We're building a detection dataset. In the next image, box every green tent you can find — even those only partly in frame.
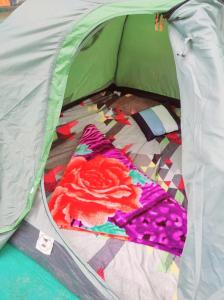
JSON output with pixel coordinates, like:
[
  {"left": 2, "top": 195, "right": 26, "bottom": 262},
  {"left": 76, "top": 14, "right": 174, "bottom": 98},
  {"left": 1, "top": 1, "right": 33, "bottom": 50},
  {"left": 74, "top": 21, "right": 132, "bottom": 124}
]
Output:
[{"left": 0, "top": 0, "right": 224, "bottom": 299}]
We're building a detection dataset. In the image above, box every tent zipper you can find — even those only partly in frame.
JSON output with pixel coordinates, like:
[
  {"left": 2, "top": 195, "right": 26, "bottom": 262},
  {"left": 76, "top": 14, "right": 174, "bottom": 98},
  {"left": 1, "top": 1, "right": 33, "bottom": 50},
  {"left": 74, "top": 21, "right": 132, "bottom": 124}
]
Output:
[
  {"left": 154, "top": 0, "right": 190, "bottom": 32},
  {"left": 162, "top": 0, "right": 224, "bottom": 20},
  {"left": 158, "top": 0, "right": 223, "bottom": 25},
  {"left": 154, "top": 13, "right": 165, "bottom": 32},
  {"left": 162, "top": 0, "right": 190, "bottom": 20}
]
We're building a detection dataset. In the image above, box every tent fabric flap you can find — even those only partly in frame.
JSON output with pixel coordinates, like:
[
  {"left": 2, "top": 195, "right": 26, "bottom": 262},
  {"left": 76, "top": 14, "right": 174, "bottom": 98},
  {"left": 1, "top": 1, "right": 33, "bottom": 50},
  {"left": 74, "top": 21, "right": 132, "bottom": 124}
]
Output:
[{"left": 168, "top": 0, "right": 224, "bottom": 299}]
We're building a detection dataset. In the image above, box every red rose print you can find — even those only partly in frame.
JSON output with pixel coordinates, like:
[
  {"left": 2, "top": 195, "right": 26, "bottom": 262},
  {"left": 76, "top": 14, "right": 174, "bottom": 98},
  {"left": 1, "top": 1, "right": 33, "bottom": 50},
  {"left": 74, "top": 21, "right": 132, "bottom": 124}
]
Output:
[{"left": 49, "top": 155, "right": 141, "bottom": 227}]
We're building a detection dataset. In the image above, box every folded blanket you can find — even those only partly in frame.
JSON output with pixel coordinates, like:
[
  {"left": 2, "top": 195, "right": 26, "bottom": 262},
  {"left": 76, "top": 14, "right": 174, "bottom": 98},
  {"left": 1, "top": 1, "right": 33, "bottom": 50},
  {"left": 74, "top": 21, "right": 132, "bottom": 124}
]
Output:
[{"left": 48, "top": 124, "right": 187, "bottom": 256}]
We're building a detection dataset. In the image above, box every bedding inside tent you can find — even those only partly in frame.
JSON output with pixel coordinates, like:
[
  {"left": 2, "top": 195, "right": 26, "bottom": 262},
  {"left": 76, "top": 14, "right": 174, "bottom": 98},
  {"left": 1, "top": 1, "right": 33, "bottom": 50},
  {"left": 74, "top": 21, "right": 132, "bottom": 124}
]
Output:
[
  {"left": 1, "top": 1, "right": 224, "bottom": 300},
  {"left": 41, "top": 90, "right": 185, "bottom": 299}
]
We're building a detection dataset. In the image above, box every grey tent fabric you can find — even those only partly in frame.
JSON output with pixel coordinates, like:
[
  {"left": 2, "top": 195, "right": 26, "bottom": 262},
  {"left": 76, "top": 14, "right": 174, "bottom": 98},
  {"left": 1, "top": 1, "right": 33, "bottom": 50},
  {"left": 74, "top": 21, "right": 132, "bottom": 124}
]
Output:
[
  {"left": 0, "top": 0, "right": 99, "bottom": 236},
  {"left": 168, "top": 1, "right": 224, "bottom": 299},
  {"left": 1, "top": 0, "right": 224, "bottom": 299},
  {"left": 0, "top": 230, "right": 16, "bottom": 250}
]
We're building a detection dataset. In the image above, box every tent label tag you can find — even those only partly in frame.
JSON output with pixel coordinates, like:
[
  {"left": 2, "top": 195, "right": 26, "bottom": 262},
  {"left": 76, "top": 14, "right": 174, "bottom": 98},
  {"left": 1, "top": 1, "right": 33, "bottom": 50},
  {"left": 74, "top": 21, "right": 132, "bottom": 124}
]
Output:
[{"left": 36, "top": 231, "right": 54, "bottom": 255}]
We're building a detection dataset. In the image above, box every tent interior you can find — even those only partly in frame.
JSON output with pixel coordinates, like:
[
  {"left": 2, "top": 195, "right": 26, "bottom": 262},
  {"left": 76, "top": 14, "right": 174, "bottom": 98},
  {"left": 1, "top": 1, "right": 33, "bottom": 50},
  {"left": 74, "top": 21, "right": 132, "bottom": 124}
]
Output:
[
  {"left": 64, "top": 14, "right": 179, "bottom": 105},
  {"left": 11, "top": 14, "right": 187, "bottom": 300}
]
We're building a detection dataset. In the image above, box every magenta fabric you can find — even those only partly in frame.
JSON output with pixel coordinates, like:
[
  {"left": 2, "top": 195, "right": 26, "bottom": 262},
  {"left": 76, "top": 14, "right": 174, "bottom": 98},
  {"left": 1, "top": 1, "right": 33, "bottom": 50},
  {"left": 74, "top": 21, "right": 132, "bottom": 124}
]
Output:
[{"left": 49, "top": 124, "right": 187, "bottom": 256}]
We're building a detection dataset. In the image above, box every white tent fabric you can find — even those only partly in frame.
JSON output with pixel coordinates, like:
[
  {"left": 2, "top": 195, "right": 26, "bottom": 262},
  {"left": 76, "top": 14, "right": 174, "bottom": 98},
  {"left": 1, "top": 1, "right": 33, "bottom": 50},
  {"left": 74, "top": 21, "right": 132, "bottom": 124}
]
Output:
[{"left": 169, "top": 1, "right": 224, "bottom": 298}]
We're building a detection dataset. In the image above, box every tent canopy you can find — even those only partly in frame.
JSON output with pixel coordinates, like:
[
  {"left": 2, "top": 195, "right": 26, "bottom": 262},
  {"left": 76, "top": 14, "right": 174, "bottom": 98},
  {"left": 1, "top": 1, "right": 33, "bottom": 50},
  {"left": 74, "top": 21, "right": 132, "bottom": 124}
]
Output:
[
  {"left": 0, "top": 0, "right": 183, "bottom": 238},
  {"left": 0, "top": 1, "right": 224, "bottom": 299}
]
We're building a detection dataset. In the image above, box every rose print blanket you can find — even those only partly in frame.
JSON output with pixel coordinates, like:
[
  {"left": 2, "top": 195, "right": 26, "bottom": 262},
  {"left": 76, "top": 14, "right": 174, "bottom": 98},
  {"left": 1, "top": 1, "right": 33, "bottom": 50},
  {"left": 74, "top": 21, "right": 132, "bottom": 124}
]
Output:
[{"left": 49, "top": 124, "right": 187, "bottom": 256}]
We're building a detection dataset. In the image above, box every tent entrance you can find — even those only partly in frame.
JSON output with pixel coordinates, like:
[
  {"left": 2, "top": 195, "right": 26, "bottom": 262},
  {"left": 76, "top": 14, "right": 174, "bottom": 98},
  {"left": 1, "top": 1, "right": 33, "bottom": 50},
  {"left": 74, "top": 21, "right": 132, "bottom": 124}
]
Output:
[
  {"left": 34, "top": 86, "right": 184, "bottom": 300},
  {"left": 23, "top": 18, "right": 184, "bottom": 294},
  {"left": 35, "top": 14, "right": 184, "bottom": 292}
]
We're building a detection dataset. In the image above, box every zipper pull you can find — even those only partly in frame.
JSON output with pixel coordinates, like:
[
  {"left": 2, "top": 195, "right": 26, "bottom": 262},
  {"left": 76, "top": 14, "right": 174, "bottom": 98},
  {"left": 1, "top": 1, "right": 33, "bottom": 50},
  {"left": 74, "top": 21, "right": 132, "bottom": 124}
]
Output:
[
  {"left": 159, "top": 15, "right": 165, "bottom": 32},
  {"left": 155, "top": 13, "right": 160, "bottom": 32},
  {"left": 155, "top": 14, "right": 165, "bottom": 32}
]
